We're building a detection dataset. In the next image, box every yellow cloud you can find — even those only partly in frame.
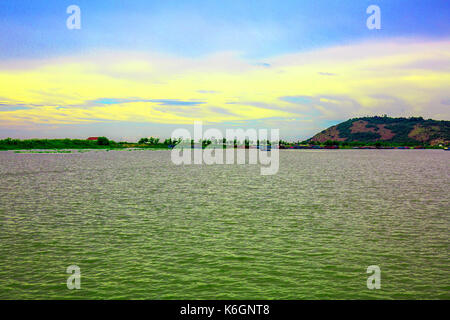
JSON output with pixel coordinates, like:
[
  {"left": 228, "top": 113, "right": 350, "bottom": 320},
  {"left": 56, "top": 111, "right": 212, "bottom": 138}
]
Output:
[{"left": 0, "top": 38, "right": 449, "bottom": 130}]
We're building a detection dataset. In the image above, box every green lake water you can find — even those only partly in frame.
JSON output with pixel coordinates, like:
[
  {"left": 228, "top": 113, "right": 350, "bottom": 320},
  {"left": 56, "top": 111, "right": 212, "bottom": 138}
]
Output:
[{"left": 0, "top": 149, "right": 448, "bottom": 299}]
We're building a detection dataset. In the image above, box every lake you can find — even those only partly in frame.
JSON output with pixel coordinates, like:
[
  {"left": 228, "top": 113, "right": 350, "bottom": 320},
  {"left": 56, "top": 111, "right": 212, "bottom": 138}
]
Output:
[{"left": 0, "top": 149, "right": 448, "bottom": 299}]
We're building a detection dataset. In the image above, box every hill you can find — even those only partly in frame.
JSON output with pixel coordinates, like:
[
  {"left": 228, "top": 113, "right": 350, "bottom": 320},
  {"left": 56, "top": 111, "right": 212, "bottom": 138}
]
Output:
[{"left": 309, "top": 116, "right": 450, "bottom": 146}]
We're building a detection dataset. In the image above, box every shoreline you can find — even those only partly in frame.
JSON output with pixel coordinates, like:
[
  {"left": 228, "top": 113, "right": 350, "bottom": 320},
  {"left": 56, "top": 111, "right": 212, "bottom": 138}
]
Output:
[{"left": 1, "top": 147, "right": 448, "bottom": 153}]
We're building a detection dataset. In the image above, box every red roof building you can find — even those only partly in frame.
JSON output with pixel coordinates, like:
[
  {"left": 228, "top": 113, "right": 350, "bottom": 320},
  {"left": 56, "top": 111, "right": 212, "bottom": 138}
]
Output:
[{"left": 87, "top": 137, "right": 99, "bottom": 141}]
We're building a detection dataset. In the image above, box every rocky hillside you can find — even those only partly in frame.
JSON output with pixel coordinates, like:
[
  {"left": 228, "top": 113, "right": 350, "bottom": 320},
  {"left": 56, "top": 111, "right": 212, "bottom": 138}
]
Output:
[{"left": 309, "top": 116, "right": 450, "bottom": 145}]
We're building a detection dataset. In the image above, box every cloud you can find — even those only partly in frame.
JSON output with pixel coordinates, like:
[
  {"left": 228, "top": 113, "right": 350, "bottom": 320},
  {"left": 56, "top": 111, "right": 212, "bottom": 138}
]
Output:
[
  {"left": 0, "top": 105, "right": 31, "bottom": 112},
  {"left": 255, "top": 62, "right": 271, "bottom": 68},
  {"left": 94, "top": 98, "right": 131, "bottom": 105},
  {"left": 209, "top": 107, "right": 236, "bottom": 115},
  {"left": 93, "top": 98, "right": 205, "bottom": 106},
  {"left": 150, "top": 99, "right": 205, "bottom": 106},
  {"left": 280, "top": 96, "right": 313, "bottom": 105},
  {"left": 317, "top": 72, "right": 337, "bottom": 76},
  {"left": 197, "top": 90, "right": 219, "bottom": 94},
  {"left": 279, "top": 95, "right": 361, "bottom": 120},
  {"left": 153, "top": 105, "right": 204, "bottom": 117},
  {"left": 441, "top": 99, "right": 450, "bottom": 106},
  {"left": 0, "top": 38, "right": 449, "bottom": 139}
]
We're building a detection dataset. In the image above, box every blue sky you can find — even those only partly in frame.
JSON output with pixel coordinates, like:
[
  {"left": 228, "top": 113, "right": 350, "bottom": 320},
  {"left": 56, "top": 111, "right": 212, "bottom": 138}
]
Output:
[{"left": 1, "top": 0, "right": 448, "bottom": 59}]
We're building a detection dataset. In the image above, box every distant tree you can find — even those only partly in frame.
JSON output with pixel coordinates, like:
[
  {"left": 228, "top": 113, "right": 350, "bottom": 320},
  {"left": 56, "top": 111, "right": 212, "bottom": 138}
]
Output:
[
  {"left": 202, "top": 139, "right": 212, "bottom": 147},
  {"left": 324, "top": 140, "right": 337, "bottom": 146},
  {"left": 139, "top": 137, "right": 149, "bottom": 144},
  {"left": 97, "top": 137, "right": 110, "bottom": 146},
  {"left": 147, "top": 137, "right": 156, "bottom": 144}
]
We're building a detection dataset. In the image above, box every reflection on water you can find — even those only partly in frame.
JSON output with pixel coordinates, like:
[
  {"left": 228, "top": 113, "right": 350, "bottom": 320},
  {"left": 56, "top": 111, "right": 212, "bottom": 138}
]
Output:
[{"left": 0, "top": 149, "right": 448, "bottom": 299}]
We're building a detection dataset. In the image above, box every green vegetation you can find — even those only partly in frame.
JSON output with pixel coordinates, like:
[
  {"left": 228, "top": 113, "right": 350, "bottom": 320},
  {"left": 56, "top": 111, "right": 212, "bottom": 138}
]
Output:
[
  {"left": 137, "top": 137, "right": 180, "bottom": 148},
  {"left": 0, "top": 137, "right": 123, "bottom": 150},
  {"left": 14, "top": 150, "right": 73, "bottom": 154},
  {"left": 96, "top": 136, "right": 110, "bottom": 146},
  {"left": 313, "top": 140, "right": 441, "bottom": 148},
  {"left": 138, "top": 137, "right": 161, "bottom": 144},
  {"left": 279, "top": 139, "right": 445, "bottom": 149},
  {"left": 2, "top": 116, "right": 449, "bottom": 151},
  {"left": 310, "top": 116, "right": 450, "bottom": 146},
  {"left": 337, "top": 116, "right": 446, "bottom": 143},
  {"left": 0, "top": 136, "right": 178, "bottom": 151}
]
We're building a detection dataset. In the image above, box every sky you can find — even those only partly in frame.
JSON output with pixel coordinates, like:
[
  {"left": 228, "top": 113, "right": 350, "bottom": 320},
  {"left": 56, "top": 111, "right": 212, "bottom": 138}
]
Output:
[{"left": 0, "top": 0, "right": 449, "bottom": 141}]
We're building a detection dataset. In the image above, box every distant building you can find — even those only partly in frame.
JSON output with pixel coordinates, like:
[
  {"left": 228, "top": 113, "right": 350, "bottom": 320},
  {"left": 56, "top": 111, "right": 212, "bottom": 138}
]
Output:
[{"left": 87, "top": 137, "right": 99, "bottom": 141}]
